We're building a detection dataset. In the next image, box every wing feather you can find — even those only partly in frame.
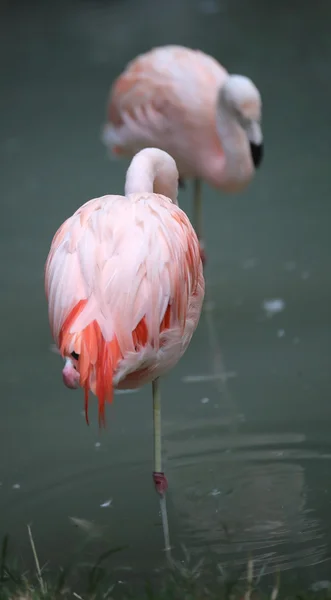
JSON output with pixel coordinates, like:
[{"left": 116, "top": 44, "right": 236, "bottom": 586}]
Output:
[
  {"left": 45, "top": 192, "right": 201, "bottom": 361},
  {"left": 105, "top": 46, "right": 227, "bottom": 156}
]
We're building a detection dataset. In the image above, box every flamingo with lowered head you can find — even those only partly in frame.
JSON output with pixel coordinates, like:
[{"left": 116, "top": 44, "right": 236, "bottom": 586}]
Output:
[{"left": 102, "top": 45, "right": 264, "bottom": 266}]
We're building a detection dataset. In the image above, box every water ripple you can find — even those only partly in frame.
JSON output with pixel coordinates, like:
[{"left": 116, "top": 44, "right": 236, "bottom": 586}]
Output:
[{"left": 165, "top": 424, "right": 330, "bottom": 574}]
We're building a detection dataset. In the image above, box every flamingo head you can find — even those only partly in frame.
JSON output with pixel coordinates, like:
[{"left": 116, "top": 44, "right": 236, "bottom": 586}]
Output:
[
  {"left": 220, "top": 75, "right": 264, "bottom": 168},
  {"left": 62, "top": 357, "right": 80, "bottom": 389}
]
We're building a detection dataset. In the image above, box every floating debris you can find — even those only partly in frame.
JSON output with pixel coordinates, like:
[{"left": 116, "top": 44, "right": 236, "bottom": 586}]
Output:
[
  {"left": 262, "top": 298, "right": 285, "bottom": 317},
  {"left": 209, "top": 489, "right": 221, "bottom": 497},
  {"left": 12, "top": 484, "right": 20, "bottom": 490},
  {"left": 69, "top": 517, "right": 102, "bottom": 538},
  {"left": 200, "top": 397, "right": 210, "bottom": 404},
  {"left": 95, "top": 442, "right": 101, "bottom": 449},
  {"left": 277, "top": 329, "right": 285, "bottom": 338},
  {"left": 100, "top": 498, "right": 112, "bottom": 508}
]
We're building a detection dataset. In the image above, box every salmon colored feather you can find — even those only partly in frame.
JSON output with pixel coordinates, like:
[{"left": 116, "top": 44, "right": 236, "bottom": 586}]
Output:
[{"left": 45, "top": 147, "right": 205, "bottom": 426}]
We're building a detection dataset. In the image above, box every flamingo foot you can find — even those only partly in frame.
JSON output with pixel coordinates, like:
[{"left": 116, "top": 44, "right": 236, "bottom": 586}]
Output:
[{"left": 153, "top": 471, "right": 168, "bottom": 495}]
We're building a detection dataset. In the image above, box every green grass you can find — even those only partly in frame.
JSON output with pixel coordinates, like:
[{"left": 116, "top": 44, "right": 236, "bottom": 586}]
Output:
[{"left": 1, "top": 527, "right": 331, "bottom": 600}]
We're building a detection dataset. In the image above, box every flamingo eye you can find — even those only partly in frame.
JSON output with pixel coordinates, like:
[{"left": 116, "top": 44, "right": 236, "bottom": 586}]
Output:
[{"left": 71, "top": 351, "right": 79, "bottom": 360}]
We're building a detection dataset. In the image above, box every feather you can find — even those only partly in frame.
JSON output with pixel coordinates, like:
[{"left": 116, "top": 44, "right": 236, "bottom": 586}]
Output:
[{"left": 45, "top": 152, "right": 205, "bottom": 426}]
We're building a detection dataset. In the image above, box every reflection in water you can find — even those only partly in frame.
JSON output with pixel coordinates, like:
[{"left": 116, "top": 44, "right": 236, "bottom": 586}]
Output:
[{"left": 167, "top": 424, "right": 327, "bottom": 574}]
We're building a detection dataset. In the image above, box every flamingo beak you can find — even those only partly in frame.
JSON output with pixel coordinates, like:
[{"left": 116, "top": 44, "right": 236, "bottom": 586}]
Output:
[
  {"left": 62, "top": 358, "right": 80, "bottom": 390},
  {"left": 246, "top": 121, "right": 263, "bottom": 168},
  {"left": 250, "top": 141, "right": 264, "bottom": 168}
]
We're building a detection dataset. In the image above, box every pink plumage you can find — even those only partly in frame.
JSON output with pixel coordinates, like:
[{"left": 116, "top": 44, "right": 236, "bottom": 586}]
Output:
[
  {"left": 102, "top": 45, "right": 263, "bottom": 193},
  {"left": 45, "top": 148, "right": 205, "bottom": 426},
  {"left": 101, "top": 46, "right": 263, "bottom": 267}
]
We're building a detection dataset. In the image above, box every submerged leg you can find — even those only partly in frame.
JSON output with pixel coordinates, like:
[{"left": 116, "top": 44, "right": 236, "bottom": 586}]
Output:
[
  {"left": 152, "top": 378, "right": 171, "bottom": 557},
  {"left": 193, "top": 178, "right": 206, "bottom": 267}
]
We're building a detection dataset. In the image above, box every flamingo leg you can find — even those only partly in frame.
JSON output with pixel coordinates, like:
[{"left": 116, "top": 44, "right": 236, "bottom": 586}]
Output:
[
  {"left": 152, "top": 378, "right": 171, "bottom": 556},
  {"left": 193, "top": 178, "right": 206, "bottom": 267}
]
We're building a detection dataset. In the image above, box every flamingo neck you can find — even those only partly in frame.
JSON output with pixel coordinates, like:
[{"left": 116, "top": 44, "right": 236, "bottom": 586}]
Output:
[
  {"left": 214, "top": 93, "right": 254, "bottom": 191},
  {"left": 125, "top": 148, "right": 179, "bottom": 204}
]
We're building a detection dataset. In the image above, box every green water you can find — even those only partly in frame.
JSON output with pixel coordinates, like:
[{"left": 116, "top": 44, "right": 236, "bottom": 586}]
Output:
[{"left": 1, "top": 0, "right": 331, "bottom": 590}]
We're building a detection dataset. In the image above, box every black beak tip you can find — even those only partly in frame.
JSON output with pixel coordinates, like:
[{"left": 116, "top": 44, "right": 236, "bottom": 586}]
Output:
[{"left": 250, "top": 142, "right": 264, "bottom": 169}]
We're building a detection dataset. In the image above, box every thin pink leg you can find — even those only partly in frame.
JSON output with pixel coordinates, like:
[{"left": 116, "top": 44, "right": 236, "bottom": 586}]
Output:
[
  {"left": 199, "top": 240, "right": 206, "bottom": 268},
  {"left": 194, "top": 179, "right": 206, "bottom": 268},
  {"left": 152, "top": 379, "right": 171, "bottom": 556}
]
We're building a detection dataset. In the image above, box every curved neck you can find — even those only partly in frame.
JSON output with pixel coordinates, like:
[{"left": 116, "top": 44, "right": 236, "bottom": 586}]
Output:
[
  {"left": 214, "top": 91, "right": 253, "bottom": 190},
  {"left": 125, "top": 148, "right": 179, "bottom": 204}
]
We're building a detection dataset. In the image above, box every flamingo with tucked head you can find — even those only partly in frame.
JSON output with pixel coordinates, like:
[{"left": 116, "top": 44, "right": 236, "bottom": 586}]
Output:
[{"left": 45, "top": 147, "right": 205, "bottom": 555}]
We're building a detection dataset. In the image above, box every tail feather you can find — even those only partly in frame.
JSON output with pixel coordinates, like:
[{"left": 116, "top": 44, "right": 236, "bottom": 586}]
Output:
[
  {"left": 58, "top": 301, "right": 163, "bottom": 426},
  {"left": 59, "top": 302, "right": 122, "bottom": 425}
]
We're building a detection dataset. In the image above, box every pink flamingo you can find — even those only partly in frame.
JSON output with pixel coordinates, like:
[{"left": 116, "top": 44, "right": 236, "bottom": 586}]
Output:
[
  {"left": 102, "top": 45, "right": 264, "bottom": 266},
  {"left": 44, "top": 147, "right": 205, "bottom": 554}
]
